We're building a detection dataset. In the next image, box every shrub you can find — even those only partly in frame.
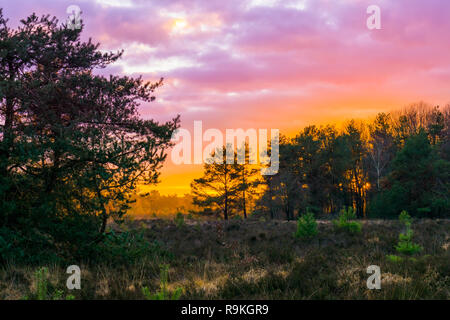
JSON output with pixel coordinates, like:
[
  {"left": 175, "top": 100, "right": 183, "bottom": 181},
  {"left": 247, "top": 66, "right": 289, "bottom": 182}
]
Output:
[
  {"left": 0, "top": 227, "right": 62, "bottom": 265},
  {"left": 332, "top": 207, "right": 362, "bottom": 234},
  {"left": 294, "top": 212, "right": 318, "bottom": 239},
  {"left": 344, "top": 222, "right": 361, "bottom": 234},
  {"left": 395, "top": 238, "right": 422, "bottom": 255},
  {"left": 142, "top": 264, "right": 183, "bottom": 300}
]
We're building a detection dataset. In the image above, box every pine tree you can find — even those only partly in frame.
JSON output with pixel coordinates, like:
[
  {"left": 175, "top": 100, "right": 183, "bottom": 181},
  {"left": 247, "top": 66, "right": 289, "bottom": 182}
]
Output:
[
  {"left": 191, "top": 145, "right": 240, "bottom": 220},
  {"left": 0, "top": 11, "right": 179, "bottom": 260}
]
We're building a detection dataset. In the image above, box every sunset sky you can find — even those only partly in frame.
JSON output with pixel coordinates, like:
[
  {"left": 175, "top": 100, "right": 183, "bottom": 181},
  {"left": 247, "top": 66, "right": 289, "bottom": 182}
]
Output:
[{"left": 4, "top": 0, "right": 450, "bottom": 195}]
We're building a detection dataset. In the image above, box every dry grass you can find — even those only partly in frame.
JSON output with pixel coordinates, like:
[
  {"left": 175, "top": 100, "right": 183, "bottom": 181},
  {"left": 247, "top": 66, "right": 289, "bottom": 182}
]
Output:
[{"left": 0, "top": 219, "right": 448, "bottom": 299}]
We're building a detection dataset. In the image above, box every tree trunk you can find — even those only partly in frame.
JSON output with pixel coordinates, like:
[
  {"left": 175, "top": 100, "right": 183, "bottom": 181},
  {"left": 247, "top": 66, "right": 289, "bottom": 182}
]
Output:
[
  {"left": 242, "top": 190, "right": 247, "bottom": 219},
  {"left": 98, "top": 190, "right": 108, "bottom": 234},
  {"left": 352, "top": 168, "right": 364, "bottom": 218},
  {"left": 99, "top": 210, "right": 108, "bottom": 234}
]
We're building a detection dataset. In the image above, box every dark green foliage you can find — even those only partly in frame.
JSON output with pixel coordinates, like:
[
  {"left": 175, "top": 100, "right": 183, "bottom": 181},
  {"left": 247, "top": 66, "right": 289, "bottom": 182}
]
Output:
[
  {"left": 395, "top": 231, "right": 422, "bottom": 255},
  {"left": 142, "top": 264, "right": 183, "bottom": 300},
  {"left": 0, "top": 227, "right": 61, "bottom": 264},
  {"left": 394, "top": 211, "right": 422, "bottom": 255},
  {"left": 294, "top": 211, "right": 318, "bottom": 239},
  {"left": 94, "top": 231, "right": 173, "bottom": 265},
  {"left": 370, "top": 130, "right": 449, "bottom": 218}
]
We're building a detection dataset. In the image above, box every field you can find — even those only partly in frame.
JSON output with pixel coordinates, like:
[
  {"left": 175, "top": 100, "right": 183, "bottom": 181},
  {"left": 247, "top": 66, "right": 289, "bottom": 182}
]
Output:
[{"left": 1, "top": 218, "right": 448, "bottom": 300}]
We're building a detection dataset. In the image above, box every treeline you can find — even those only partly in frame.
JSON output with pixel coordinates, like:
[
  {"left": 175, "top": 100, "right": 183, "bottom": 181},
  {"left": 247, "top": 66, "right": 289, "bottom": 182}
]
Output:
[{"left": 193, "top": 104, "right": 450, "bottom": 220}]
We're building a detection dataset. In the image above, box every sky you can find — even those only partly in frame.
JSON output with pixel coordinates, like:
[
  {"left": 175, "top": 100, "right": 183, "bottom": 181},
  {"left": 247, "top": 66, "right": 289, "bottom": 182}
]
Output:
[{"left": 2, "top": 0, "right": 450, "bottom": 195}]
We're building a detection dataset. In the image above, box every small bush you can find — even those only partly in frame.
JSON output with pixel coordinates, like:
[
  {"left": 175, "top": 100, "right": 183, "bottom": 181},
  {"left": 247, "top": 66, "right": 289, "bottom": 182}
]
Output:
[
  {"left": 94, "top": 231, "right": 173, "bottom": 264},
  {"left": 142, "top": 264, "right": 183, "bottom": 300},
  {"left": 343, "top": 221, "right": 362, "bottom": 234},
  {"left": 294, "top": 212, "right": 318, "bottom": 239},
  {"left": 386, "top": 254, "right": 403, "bottom": 263},
  {"left": 395, "top": 240, "right": 422, "bottom": 255},
  {"left": 332, "top": 207, "right": 362, "bottom": 234},
  {"left": 0, "top": 227, "right": 61, "bottom": 265}
]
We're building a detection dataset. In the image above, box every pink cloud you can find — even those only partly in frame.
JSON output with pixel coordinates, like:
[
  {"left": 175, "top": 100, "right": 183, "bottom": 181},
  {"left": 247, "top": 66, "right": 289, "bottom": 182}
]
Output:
[{"left": 3, "top": 0, "right": 450, "bottom": 132}]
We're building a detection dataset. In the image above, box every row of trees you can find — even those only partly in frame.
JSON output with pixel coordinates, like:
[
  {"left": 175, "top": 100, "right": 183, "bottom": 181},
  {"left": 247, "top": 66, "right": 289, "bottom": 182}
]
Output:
[
  {"left": 0, "top": 11, "right": 178, "bottom": 261},
  {"left": 193, "top": 104, "right": 449, "bottom": 219}
]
